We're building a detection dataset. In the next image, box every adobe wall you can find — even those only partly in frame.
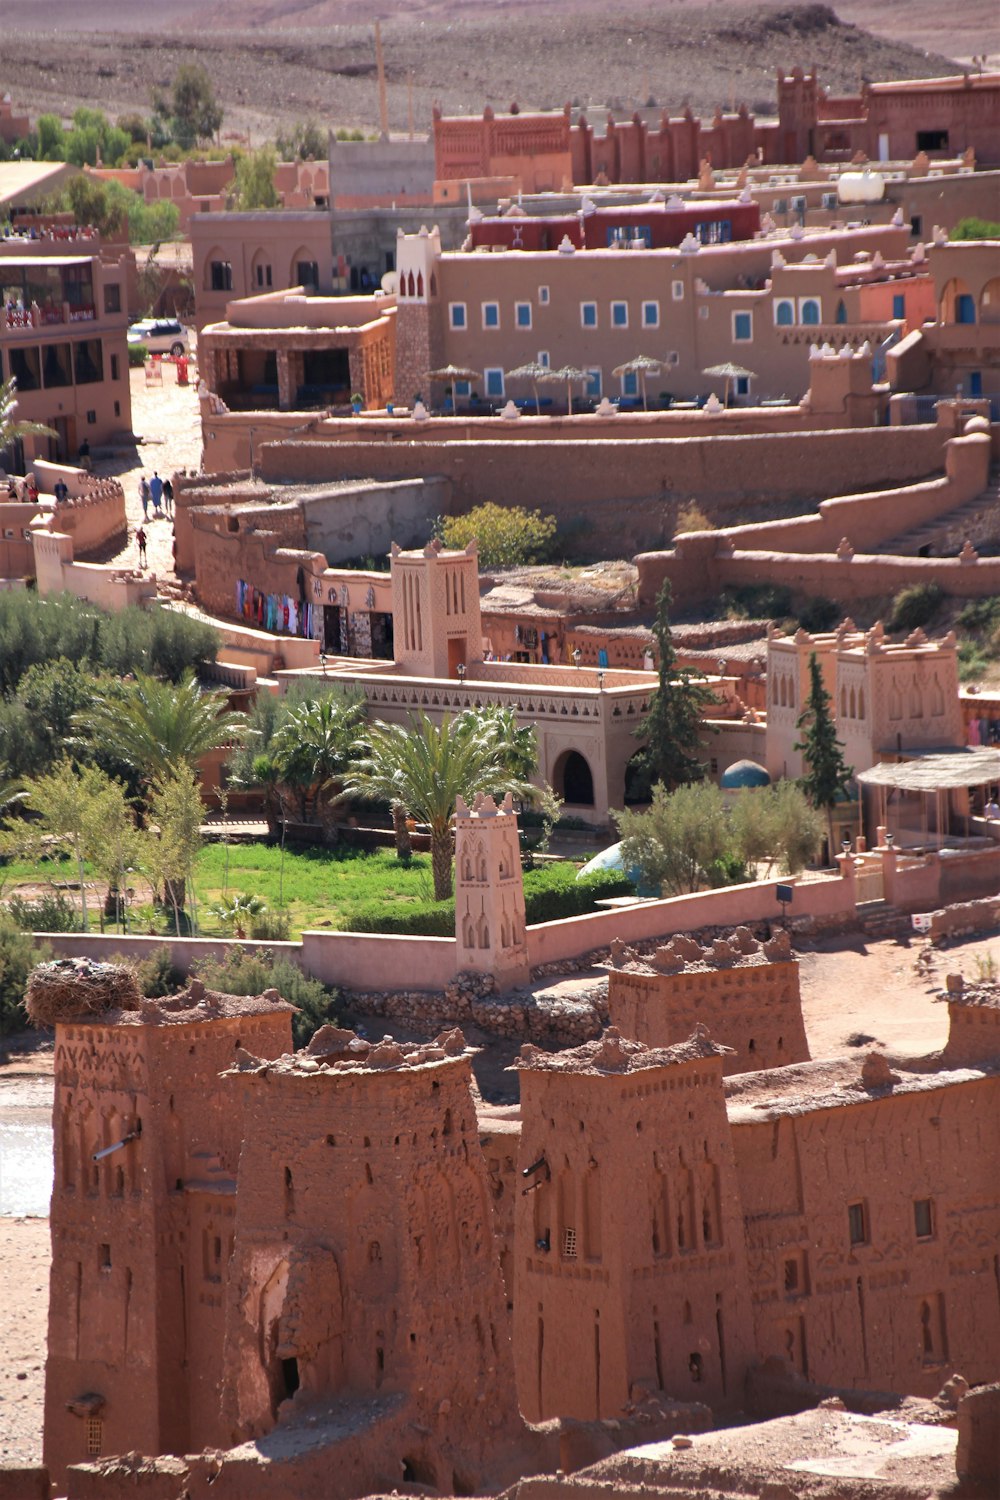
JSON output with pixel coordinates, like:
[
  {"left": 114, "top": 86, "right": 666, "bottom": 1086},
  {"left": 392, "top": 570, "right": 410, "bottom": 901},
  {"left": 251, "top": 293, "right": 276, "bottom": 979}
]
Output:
[
  {"left": 729, "top": 1066, "right": 1000, "bottom": 1396},
  {"left": 515, "top": 1032, "right": 755, "bottom": 1422},
  {"left": 525, "top": 868, "right": 856, "bottom": 971},
  {"left": 257, "top": 426, "right": 947, "bottom": 560},
  {"left": 301, "top": 477, "right": 449, "bottom": 563},
  {"left": 44, "top": 994, "right": 293, "bottom": 1491},
  {"left": 607, "top": 929, "right": 810, "bottom": 1076},
  {"left": 32, "top": 532, "right": 156, "bottom": 610},
  {"left": 220, "top": 1034, "right": 521, "bottom": 1487},
  {"left": 942, "top": 990, "right": 1000, "bottom": 1067}
]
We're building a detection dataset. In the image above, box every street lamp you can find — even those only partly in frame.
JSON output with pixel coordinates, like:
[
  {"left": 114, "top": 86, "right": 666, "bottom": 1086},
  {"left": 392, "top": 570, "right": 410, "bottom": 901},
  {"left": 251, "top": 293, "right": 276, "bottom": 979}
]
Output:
[
  {"left": 572, "top": 648, "right": 582, "bottom": 667},
  {"left": 457, "top": 661, "right": 466, "bottom": 682},
  {"left": 597, "top": 669, "right": 605, "bottom": 691}
]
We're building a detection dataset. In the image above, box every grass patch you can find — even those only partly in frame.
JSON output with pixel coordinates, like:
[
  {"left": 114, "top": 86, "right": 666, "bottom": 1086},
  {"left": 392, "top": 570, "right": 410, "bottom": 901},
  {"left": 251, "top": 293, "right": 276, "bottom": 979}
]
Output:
[{"left": 1, "top": 843, "right": 624, "bottom": 939}]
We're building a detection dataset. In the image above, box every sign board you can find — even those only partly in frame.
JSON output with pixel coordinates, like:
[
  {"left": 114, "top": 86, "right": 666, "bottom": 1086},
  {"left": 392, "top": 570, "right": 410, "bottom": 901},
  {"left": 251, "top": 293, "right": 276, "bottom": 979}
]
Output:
[
  {"left": 776, "top": 884, "right": 794, "bottom": 905},
  {"left": 911, "top": 912, "right": 933, "bottom": 933}
]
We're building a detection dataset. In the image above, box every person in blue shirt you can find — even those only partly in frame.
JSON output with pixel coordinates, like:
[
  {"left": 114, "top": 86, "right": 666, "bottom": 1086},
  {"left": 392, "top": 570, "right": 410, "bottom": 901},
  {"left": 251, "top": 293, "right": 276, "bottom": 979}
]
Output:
[{"left": 149, "top": 471, "right": 163, "bottom": 516}]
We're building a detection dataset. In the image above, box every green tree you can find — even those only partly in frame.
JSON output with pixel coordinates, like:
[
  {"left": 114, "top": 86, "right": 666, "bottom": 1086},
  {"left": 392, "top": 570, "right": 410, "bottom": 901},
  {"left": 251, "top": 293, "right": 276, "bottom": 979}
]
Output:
[
  {"left": 208, "top": 892, "right": 267, "bottom": 939},
  {"left": 76, "top": 671, "right": 246, "bottom": 791},
  {"left": 22, "top": 762, "right": 123, "bottom": 931},
  {"left": 437, "top": 502, "right": 557, "bottom": 570},
  {"left": 36, "top": 114, "right": 66, "bottom": 160},
  {"left": 633, "top": 580, "right": 715, "bottom": 794},
  {"left": 62, "top": 176, "right": 127, "bottom": 239},
  {"left": 145, "top": 766, "right": 204, "bottom": 934},
  {"left": 615, "top": 780, "right": 733, "bottom": 895},
  {"left": 344, "top": 710, "right": 536, "bottom": 899},
  {"left": 270, "top": 693, "right": 367, "bottom": 828},
  {"left": 0, "top": 375, "right": 57, "bottom": 460},
  {"left": 729, "top": 780, "right": 823, "bottom": 877},
  {"left": 231, "top": 144, "right": 279, "bottom": 210},
  {"left": 82, "top": 776, "right": 145, "bottom": 932},
  {"left": 456, "top": 702, "right": 539, "bottom": 781},
  {"left": 794, "top": 652, "right": 854, "bottom": 861},
  {"left": 277, "top": 120, "right": 328, "bottom": 160},
  {"left": 169, "top": 63, "right": 223, "bottom": 148}
]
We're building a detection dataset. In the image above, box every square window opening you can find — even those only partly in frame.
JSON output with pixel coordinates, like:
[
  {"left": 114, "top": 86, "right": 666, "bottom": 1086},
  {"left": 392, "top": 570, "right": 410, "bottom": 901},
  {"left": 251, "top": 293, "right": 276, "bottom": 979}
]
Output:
[
  {"left": 562, "top": 1226, "right": 577, "bottom": 1259},
  {"left": 611, "top": 301, "right": 628, "bottom": 328}
]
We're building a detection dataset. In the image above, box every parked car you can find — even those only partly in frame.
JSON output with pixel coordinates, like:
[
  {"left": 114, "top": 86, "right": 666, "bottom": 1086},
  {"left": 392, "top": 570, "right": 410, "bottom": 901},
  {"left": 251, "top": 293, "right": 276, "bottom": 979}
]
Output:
[{"left": 126, "top": 319, "right": 190, "bottom": 357}]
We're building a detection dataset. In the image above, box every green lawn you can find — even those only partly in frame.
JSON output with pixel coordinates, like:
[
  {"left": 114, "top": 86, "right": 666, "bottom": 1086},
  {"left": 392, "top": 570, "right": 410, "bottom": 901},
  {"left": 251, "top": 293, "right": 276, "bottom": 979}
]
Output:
[{"left": 1, "top": 843, "right": 443, "bottom": 939}]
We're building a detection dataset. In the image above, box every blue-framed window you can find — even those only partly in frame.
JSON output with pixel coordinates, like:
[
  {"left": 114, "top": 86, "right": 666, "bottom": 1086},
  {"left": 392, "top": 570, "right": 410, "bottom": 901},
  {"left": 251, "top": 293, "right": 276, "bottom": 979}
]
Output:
[
  {"left": 733, "top": 311, "right": 752, "bottom": 342},
  {"left": 482, "top": 302, "right": 499, "bottom": 328},
  {"left": 515, "top": 301, "right": 532, "bottom": 329},
  {"left": 484, "top": 367, "right": 504, "bottom": 398},
  {"left": 586, "top": 368, "right": 602, "bottom": 398},
  {"left": 696, "top": 218, "right": 732, "bottom": 244},
  {"left": 611, "top": 301, "right": 628, "bottom": 328},
  {"left": 454, "top": 379, "right": 471, "bottom": 397},
  {"left": 735, "top": 375, "right": 750, "bottom": 396},
  {"left": 606, "top": 223, "right": 652, "bottom": 247},
  {"left": 622, "top": 371, "right": 639, "bottom": 396},
  {"left": 800, "top": 299, "right": 821, "bottom": 326},
  {"left": 642, "top": 300, "right": 659, "bottom": 328},
  {"left": 449, "top": 302, "right": 467, "bottom": 330},
  {"left": 775, "top": 300, "right": 794, "bottom": 326},
  {"left": 892, "top": 293, "right": 905, "bottom": 319},
  {"left": 581, "top": 301, "right": 597, "bottom": 328}
]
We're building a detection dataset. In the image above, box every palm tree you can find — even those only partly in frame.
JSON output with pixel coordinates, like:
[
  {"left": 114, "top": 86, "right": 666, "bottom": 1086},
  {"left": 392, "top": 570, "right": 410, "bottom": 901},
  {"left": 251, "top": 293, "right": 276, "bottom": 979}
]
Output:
[
  {"left": 270, "top": 694, "right": 367, "bottom": 829},
  {"left": 456, "top": 703, "right": 538, "bottom": 782},
  {"left": 0, "top": 375, "right": 57, "bottom": 462},
  {"left": 75, "top": 670, "right": 246, "bottom": 791},
  {"left": 209, "top": 892, "right": 267, "bottom": 939},
  {"left": 343, "top": 710, "right": 536, "bottom": 900}
]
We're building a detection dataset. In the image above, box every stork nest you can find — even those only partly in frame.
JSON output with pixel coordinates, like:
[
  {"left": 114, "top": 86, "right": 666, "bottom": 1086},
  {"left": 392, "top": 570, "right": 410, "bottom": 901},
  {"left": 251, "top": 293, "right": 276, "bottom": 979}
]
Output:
[{"left": 25, "top": 958, "right": 142, "bottom": 1028}]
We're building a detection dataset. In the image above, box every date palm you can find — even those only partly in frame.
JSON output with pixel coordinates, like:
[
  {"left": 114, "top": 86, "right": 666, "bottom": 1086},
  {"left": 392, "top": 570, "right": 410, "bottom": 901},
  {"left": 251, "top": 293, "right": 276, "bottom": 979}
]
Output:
[
  {"left": 343, "top": 710, "right": 536, "bottom": 900},
  {"left": 75, "top": 670, "right": 246, "bottom": 791},
  {"left": 271, "top": 694, "right": 366, "bottom": 827},
  {"left": 0, "top": 375, "right": 57, "bottom": 457}
]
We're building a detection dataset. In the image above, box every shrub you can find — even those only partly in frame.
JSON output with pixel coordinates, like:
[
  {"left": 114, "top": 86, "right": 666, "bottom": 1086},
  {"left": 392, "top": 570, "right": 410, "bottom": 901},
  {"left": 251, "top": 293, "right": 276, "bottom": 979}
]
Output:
[
  {"left": 128, "top": 343, "right": 149, "bottom": 367},
  {"left": 956, "top": 597, "right": 1000, "bottom": 636},
  {"left": 249, "top": 909, "right": 291, "bottom": 941},
  {"left": 674, "top": 500, "right": 713, "bottom": 534},
  {"left": 191, "top": 947, "right": 338, "bottom": 1046},
  {"left": 0, "top": 917, "right": 48, "bottom": 1035},
  {"left": 109, "top": 944, "right": 182, "bottom": 998},
  {"left": 5, "top": 892, "right": 81, "bottom": 932},
  {"left": 342, "top": 866, "right": 633, "bottom": 935},
  {"left": 720, "top": 584, "right": 793, "bottom": 622},
  {"left": 437, "top": 502, "right": 558, "bottom": 570},
  {"left": 886, "top": 583, "right": 944, "bottom": 634},
  {"left": 797, "top": 596, "right": 839, "bottom": 633}
]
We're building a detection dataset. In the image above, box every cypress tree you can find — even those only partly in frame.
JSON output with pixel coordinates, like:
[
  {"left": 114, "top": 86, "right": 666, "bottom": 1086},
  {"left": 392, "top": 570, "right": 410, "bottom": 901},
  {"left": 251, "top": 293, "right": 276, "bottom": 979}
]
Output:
[
  {"left": 634, "top": 580, "right": 715, "bottom": 794},
  {"left": 794, "top": 651, "right": 854, "bottom": 860}
]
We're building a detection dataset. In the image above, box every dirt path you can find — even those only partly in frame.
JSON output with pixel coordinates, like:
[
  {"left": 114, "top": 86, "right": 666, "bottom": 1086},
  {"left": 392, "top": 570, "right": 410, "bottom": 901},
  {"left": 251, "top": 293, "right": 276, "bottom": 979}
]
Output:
[{"left": 90, "top": 358, "right": 204, "bottom": 584}]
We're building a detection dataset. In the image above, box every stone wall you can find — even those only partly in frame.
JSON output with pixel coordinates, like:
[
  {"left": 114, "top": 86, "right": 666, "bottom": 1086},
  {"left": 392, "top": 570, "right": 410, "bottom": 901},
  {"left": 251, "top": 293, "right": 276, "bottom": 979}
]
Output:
[{"left": 256, "top": 425, "right": 948, "bottom": 560}]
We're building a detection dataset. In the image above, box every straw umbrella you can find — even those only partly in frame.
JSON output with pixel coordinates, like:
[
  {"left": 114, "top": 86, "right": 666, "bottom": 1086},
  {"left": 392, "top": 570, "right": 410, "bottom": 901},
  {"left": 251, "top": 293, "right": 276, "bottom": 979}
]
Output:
[
  {"left": 612, "top": 354, "right": 667, "bottom": 411},
  {"left": 505, "top": 360, "right": 551, "bottom": 414},
  {"left": 540, "top": 364, "right": 589, "bottom": 414},
  {"left": 426, "top": 364, "right": 481, "bottom": 410},
  {"left": 701, "top": 361, "right": 756, "bottom": 406}
]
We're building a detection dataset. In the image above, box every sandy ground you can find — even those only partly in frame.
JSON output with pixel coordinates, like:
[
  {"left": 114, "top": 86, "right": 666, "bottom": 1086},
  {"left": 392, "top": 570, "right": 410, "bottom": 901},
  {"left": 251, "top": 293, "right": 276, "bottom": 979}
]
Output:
[
  {"left": 90, "top": 359, "right": 204, "bottom": 583},
  {"left": 1, "top": 925, "right": 997, "bottom": 1464}
]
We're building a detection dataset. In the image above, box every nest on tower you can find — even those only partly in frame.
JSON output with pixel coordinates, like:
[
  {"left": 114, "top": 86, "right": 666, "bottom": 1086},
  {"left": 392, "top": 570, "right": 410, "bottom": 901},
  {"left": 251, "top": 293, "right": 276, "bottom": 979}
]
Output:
[{"left": 25, "top": 958, "right": 142, "bottom": 1028}]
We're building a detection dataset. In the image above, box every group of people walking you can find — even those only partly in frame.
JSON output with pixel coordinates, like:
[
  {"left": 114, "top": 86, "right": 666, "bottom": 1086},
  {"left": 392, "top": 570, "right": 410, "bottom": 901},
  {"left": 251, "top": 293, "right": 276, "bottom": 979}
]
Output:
[{"left": 138, "top": 471, "right": 173, "bottom": 520}]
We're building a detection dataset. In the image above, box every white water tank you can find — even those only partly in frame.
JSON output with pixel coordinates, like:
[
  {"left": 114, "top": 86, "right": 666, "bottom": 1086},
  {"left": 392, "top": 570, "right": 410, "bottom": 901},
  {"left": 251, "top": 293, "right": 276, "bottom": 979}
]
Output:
[{"left": 837, "top": 170, "right": 886, "bottom": 205}]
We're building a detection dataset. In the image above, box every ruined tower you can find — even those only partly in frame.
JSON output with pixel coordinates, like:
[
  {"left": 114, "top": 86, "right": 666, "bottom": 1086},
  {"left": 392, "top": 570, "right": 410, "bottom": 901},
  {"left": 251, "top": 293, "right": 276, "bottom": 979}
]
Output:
[
  {"left": 513, "top": 1028, "right": 754, "bottom": 1423},
  {"left": 454, "top": 791, "right": 531, "bottom": 990},
  {"left": 607, "top": 928, "right": 810, "bottom": 1076},
  {"left": 218, "top": 1027, "right": 520, "bottom": 1490},
  {"left": 43, "top": 983, "right": 294, "bottom": 1491}
]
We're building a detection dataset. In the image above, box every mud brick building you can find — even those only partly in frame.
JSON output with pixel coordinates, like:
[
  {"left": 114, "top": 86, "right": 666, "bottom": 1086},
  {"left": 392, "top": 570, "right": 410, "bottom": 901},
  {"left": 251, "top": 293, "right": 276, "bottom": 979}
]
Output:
[{"left": 606, "top": 928, "right": 810, "bottom": 1076}]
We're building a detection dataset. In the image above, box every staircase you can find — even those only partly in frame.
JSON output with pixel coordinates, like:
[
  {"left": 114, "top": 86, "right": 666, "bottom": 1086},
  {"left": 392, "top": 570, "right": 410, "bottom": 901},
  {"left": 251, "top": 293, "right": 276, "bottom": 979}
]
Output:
[
  {"left": 857, "top": 901, "right": 910, "bottom": 941},
  {"left": 875, "top": 471, "right": 1000, "bottom": 557}
]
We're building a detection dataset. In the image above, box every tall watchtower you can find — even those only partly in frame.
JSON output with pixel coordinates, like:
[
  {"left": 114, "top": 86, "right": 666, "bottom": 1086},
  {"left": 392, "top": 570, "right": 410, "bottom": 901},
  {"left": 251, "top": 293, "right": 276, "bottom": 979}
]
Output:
[
  {"left": 513, "top": 1028, "right": 753, "bottom": 1423},
  {"left": 454, "top": 791, "right": 530, "bottom": 990},
  {"left": 394, "top": 223, "right": 443, "bottom": 403},
  {"left": 42, "top": 982, "right": 293, "bottom": 1492}
]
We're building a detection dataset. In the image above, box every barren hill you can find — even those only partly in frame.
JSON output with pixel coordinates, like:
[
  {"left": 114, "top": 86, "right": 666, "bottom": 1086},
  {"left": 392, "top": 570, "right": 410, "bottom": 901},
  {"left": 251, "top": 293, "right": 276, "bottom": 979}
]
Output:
[{"left": 2, "top": 2, "right": 973, "bottom": 145}]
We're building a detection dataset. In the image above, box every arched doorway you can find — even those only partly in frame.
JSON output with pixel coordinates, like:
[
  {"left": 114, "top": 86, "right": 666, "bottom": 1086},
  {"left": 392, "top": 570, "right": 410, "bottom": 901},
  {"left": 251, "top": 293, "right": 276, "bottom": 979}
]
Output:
[
  {"left": 939, "top": 277, "right": 975, "bottom": 325},
  {"left": 555, "top": 750, "right": 594, "bottom": 807},
  {"left": 980, "top": 278, "right": 1000, "bottom": 325}
]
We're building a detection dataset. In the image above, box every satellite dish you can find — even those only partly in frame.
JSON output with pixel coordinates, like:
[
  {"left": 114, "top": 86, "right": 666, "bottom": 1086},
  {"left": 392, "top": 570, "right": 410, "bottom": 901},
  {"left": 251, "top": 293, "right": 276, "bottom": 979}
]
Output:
[{"left": 381, "top": 270, "right": 399, "bottom": 294}]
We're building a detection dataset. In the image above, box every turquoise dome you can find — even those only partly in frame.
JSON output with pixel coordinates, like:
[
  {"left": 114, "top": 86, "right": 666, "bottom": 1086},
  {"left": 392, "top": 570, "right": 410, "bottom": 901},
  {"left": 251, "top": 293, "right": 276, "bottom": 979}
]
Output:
[{"left": 720, "top": 758, "right": 771, "bottom": 790}]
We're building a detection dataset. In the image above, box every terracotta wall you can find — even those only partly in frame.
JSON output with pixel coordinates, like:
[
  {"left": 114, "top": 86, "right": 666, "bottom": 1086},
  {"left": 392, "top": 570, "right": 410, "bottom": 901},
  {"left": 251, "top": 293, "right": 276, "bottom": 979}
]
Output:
[
  {"left": 731, "top": 1073, "right": 1000, "bottom": 1395},
  {"left": 257, "top": 425, "right": 947, "bottom": 561},
  {"left": 608, "top": 958, "right": 810, "bottom": 1076}
]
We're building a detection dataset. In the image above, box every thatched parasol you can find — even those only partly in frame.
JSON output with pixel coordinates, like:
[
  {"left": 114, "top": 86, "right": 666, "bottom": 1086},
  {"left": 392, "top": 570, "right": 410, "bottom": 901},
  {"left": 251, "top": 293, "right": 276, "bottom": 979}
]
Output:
[
  {"left": 426, "top": 365, "right": 481, "bottom": 407},
  {"left": 540, "top": 364, "right": 589, "bottom": 414},
  {"left": 701, "top": 361, "right": 756, "bottom": 405},
  {"left": 612, "top": 354, "right": 668, "bottom": 411},
  {"left": 506, "top": 360, "right": 552, "bottom": 414}
]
